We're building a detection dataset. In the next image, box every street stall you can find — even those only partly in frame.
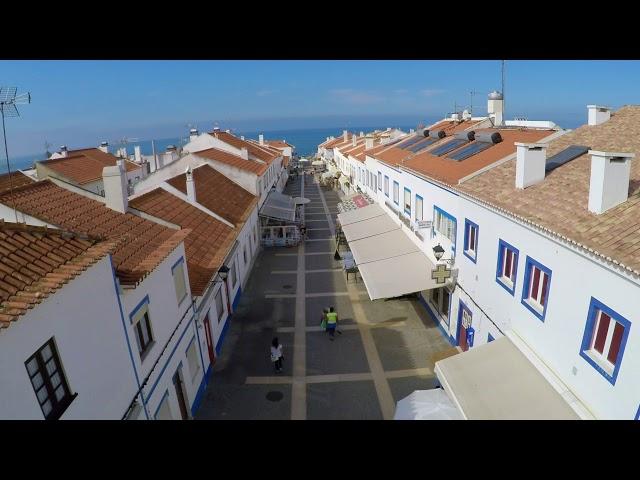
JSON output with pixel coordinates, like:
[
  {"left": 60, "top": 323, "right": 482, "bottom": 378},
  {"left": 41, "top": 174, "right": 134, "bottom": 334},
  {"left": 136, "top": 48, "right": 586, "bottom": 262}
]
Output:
[{"left": 259, "top": 190, "right": 306, "bottom": 247}]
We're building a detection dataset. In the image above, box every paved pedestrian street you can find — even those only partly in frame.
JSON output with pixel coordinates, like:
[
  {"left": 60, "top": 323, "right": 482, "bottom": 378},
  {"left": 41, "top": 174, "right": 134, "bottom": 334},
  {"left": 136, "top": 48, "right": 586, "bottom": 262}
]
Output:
[{"left": 196, "top": 172, "right": 452, "bottom": 420}]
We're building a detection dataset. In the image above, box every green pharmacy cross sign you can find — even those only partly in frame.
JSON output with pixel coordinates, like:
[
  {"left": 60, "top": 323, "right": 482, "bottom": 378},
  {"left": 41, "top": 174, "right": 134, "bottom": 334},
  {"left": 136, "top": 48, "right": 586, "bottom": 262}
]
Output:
[{"left": 431, "top": 264, "right": 452, "bottom": 284}]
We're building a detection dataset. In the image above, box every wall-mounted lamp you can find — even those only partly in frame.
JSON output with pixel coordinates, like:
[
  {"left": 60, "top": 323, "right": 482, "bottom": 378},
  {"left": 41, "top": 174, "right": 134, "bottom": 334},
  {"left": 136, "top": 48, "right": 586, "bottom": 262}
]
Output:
[
  {"left": 433, "top": 244, "right": 445, "bottom": 262},
  {"left": 217, "top": 265, "right": 229, "bottom": 281}
]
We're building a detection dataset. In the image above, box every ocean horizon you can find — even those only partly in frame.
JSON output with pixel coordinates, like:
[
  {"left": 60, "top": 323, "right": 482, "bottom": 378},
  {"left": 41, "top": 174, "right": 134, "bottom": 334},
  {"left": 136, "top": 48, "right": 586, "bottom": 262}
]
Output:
[{"left": 0, "top": 125, "right": 417, "bottom": 175}]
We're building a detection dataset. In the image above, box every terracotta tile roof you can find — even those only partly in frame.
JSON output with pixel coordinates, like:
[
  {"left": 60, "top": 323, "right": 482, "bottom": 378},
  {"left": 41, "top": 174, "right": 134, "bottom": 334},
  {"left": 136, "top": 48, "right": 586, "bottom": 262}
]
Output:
[
  {"left": 459, "top": 105, "right": 640, "bottom": 276},
  {"left": 0, "top": 180, "right": 189, "bottom": 287},
  {"left": 212, "top": 131, "right": 279, "bottom": 163},
  {"left": 165, "top": 164, "right": 257, "bottom": 225},
  {"left": 194, "top": 147, "right": 268, "bottom": 175},
  {"left": 355, "top": 143, "right": 388, "bottom": 162},
  {"left": 0, "top": 221, "right": 123, "bottom": 329},
  {"left": 325, "top": 133, "right": 355, "bottom": 149},
  {"left": 130, "top": 188, "right": 237, "bottom": 296},
  {"left": 38, "top": 148, "right": 140, "bottom": 185},
  {"left": 266, "top": 139, "right": 294, "bottom": 149},
  {"left": 402, "top": 128, "right": 555, "bottom": 184},
  {"left": 0, "top": 171, "right": 35, "bottom": 195}
]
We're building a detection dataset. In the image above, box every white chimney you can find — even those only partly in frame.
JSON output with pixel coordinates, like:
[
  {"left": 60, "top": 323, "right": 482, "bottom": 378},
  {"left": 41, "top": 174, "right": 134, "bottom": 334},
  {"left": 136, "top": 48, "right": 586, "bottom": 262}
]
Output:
[
  {"left": 102, "top": 163, "right": 128, "bottom": 213},
  {"left": 59, "top": 146, "right": 68, "bottom": 158},
  {"left": 326, "top": 136, "right": 330, "bottom": 142},
  {"left": 365, "top": 136, "right": 374, "bottom": 150},
  {"left": 515, "top": 142, "right": 547, "bottom": 189},
  {"left": 488, "top": 91, "right": 504, "bottom": 126},
  {"left": 186, "top": 166, "right": 196, "bottom": 203},
  {"left": 359, "top": 131, "right": 364, "bottom": 137},
  {"left": 189, "top": 128, "right": 199, "bottom": 142},
  {"left": 240, "top": 136, "right": 245, "bottom": 140},
  {"left": 587, "top": 105, "right": 611, "bottom": 126},
  {"left": 259, "top": 134, "right": 264, "bottom": 145},
  {"left": 99, "top": 141, "right": 109, "bottom": 153},
  {"left": 352, "top": 136, "right": 357, "bottom": 147},
  {"left": 462, "top": 109, "right": 472, "bottom": 120},
  {"left": 240, "top": 147, "right": 249, "bottom": 160},
  {"left": 343, "top": 130, "right": 348, "bottom": 142},
  {"left": 588, "top": 150, "right": 634, "bottom": 214},
  {"left": 409, "top": 129, "right": 415, "bottom": 134},
  {"left": 451, "top": 112, "right": 461, "bottom": 121},
  {"left": 134, "top": 145, "right": 142, "bottom": 164}
]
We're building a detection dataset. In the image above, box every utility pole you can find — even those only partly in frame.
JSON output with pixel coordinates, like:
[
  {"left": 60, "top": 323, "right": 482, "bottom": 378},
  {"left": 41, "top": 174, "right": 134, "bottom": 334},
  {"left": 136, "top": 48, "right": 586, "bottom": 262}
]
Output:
[{"left": 502, "top": 60, "right": 506, "bottom": 119}]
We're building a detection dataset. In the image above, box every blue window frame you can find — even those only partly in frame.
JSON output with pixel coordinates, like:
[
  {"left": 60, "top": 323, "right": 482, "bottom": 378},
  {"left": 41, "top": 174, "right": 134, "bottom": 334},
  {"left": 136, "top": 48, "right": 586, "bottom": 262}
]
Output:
[
  {"left": 495, "top": 239, "right": 519, "bottom": 295},
  {"left": 393, "top": 181, "right": 399, "bottom": 205},
  {"left": 403, "top": 187, "right": 411, "bottom": 215},
  {"left": 463, "top": 219, "right": 479, "bottom": 263},
  {"left": 487, "top": 333, "right": 495, "bottom": 343},
  {"left": 378, "top": 171, "right": 382, "bottom": 191},
  {"left": 415, "top": 194, "right": 424, "bottom": 221},
  {"left": 384, "top": 175, "right": 389, "bottom": 197},
  {"left": 579, "top": 297, "right": 631, "bottom": 386},
  {"left": 521, "top": 256, "right": 552, "bottom": 322}
]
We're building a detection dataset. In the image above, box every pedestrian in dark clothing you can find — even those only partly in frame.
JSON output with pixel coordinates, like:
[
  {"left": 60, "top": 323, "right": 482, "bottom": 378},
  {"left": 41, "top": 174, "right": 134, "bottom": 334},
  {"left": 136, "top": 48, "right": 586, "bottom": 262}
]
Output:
[{"left": 271, "top": 337, "right": 283, "bottom": 373}]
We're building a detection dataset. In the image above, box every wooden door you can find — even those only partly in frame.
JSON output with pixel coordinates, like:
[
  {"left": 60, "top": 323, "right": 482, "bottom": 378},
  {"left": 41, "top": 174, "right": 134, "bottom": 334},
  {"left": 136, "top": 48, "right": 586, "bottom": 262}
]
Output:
[
  {"left": 172, "top": 368, "right": 189, "bottom": 420},
  {"left": 203, "top": 313, "right": 215, "bottom": 366}
]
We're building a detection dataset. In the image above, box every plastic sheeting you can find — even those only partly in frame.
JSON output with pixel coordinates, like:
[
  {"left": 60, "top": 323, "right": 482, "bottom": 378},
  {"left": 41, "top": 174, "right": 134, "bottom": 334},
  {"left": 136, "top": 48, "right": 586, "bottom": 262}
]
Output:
[{"left": 393, "top": 388, "right": 463, "bottom": 420}]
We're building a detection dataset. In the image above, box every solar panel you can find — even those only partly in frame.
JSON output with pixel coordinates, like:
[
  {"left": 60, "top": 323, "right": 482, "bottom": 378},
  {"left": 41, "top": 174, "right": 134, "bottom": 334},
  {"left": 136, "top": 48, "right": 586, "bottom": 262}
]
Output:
[
  {"left": 430, "top": 138, "right": 468, "bottom": 156},
  {"left": 545, "top": 145, "right": 590, "bottom": 172},
  {"left": 406, "top": 137, "right": 437, "bottom": 153},
  {"left": 396, "top": 136, "right": 423, "bottom": 149},
  {"left": 447, "top": 141, "right": 493, "bottom": 161}
]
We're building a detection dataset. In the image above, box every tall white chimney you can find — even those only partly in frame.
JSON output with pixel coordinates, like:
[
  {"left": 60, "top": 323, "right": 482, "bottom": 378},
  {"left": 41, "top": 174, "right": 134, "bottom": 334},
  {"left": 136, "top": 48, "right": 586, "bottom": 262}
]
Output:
[
  {"left": 259, "top": 134, "right": 264, "bottom": 145},
  {"left": 189, "top": 128, "right": 199, "bottom": 141},
  {"left": 515, "top": 143, "right": 547, "bottom": 189},
  {"left": 462, "top": 109, "right": 472, "bottom": 120},
  {"left": 99, "top": 141, "right": 109, "bottom": 153},
  {"left": 240, "top": 147, "right": 249, "bottom": 160},
  {"left": 587, "top": 105, "right": 611, "bottom": 126},
  {"left": 59, "top": 146, "right": 68, "bottom": 158},
  {"left": 102, "top": 163, "right": 128, "bottom": 213},
  {"left": 409, "top": 129, "right": 415, "bottom": 135},
  {"left": 360, "top": 131, "right": 364, "bottom": 137},
  {"left": 186, "top": 166, "right": 196, "bottom": 203},
  {"left": 588, "top": 150, "right": 634, "bottom": 214},
  {"left": 365, "top": 136, "right": 374, "bottom": 150},
  {"left": 343, "top": 130, "right": 348, "bottom": 142},
  {"left": 134, "top": 145, "right": 142, "bottom": 164},
  {"left": 352, "top": 136, "right": 357, "bottom": 147},
  {"left": 488, "top": 91, "right": 504, "bottom": 126},
  {"left": 240, "top": 136, "right": 245, "bottom": 140}
]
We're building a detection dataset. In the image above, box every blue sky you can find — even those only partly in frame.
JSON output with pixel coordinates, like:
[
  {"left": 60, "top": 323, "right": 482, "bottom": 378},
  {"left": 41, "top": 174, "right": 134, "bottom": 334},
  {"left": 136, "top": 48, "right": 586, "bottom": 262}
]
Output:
[{"left": 2, "top": 60, "right": 640, "bottom": 156}]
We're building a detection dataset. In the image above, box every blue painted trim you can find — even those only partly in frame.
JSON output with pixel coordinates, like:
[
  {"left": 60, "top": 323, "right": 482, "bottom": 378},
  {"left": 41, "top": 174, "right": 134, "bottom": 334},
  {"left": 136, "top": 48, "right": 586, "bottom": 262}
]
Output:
[
  {"left": 463, "top": 218, "right": 479, "bottom": 264},
  {"left": 378, "top": 171, "right": 382, "bottom": 191},
  {"left": 384, "top": 175, "right": 389, "bottom": 197},
  {"left": 496, "top": 239, "right": 519, "bottom": 296},
  {"left": 215, "top": 313, "right": 232, "bottom": 355},
  {"left": 110, "top": 257, "right": 149, "bottom": 420},
  {"left": 520, "top": 256, "right": 552, "bottom": 322},
  {"left": 393, "top": 181, "right": 400, "bottom": 205},
  {"left": 403, "top": 187, "right": 411, "bottom": 215},
  {"left": 232, "top": 286, "right": 242, "bottom": 310},
  {"left": 579, "top": 297, "right": 632, "bottom": 386},
  {"left": 184, "top": 334, "right": 197, "bottom": 355},
  {"left": 415, "top": 194, "right": 423, "bottom": 221},
  {"left": 192, "top": 302, "right": 206, "bottom": 388},
  {"left": 153, "top": 390, "right": 170, "bottom": 419},
  {"left": 635, "top": 405, "right": 640, "bottom": 420},
  {"left": 144, "top": 313, "right": 195, "bottom": 404},
  {"left": 129, "top": 294, "right": 151, "bottom": 323},
  {"left": 418, "top": 294, "right": 456, "bottom": 346},
  {"left": 488, "top": 333, "right": 495, "bottom": 343},
  {"left": 456, "top": 300, "right": 472, "bottom": 347},
  {"left": 190, "top": 364, "right": 213, "bottom": 417}
]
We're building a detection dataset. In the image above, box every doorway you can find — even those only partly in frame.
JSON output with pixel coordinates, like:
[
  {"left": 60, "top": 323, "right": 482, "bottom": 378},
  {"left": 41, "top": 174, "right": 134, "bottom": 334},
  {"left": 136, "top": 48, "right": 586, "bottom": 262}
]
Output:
[
  {"left": 172, "top": 366, "right": 190, "bottom": 420},
  {"left": 457, "top": 301, "right": 472, "bottom": 352},
  {"left": 203, "top": 313, "right": 216, "bottom": 366}
]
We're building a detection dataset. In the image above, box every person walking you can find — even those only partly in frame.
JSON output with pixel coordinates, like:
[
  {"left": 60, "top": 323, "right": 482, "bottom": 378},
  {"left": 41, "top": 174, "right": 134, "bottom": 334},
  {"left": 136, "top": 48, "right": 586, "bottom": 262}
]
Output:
[
  {"left": 326, "top": 307, "right": 338, "bottom": 341},
  {"left": 320, "top": 308, "right": 329, "bottom": 331},
  {"left": 271, "top": 337, "right": 283, "bottom": 373}
]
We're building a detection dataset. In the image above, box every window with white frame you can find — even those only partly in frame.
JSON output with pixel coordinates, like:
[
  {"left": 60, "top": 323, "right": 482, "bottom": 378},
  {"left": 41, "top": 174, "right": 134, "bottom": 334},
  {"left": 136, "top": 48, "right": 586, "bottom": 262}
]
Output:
[
  {"left": 521, "top": 257, "right": 551, "bottom": 320},
  {"left": 393, "top": 181, "right": 399, "bottom": 205},
  {"left": 373, "top": 174, "right": 377, "bottom": 191},
  {"left": 384, "top": 176, "right": 389, "bottom": 196},
  {"left": 378, "top": 172, "right": 382, "bottom": 191},
  {"left": 172, "top": 258, "right": 187, "bottom": 305},
  {"left": 214, "top": 289, "right": 225, "bottom": 323},
  {"left": 496, "top": 240, "right": 518, "bottom": 294},
  {"left": 186, "top": 337, "right": 200, "bottom": 382},
  {"left": 433, "top": 207, "right": 456, "bottom": 243},
  {"left": 154, "top": 392, "right": 173, "bottom": 420},
  {"left": 404, "top": 187, "right": 411, "bottom": 215},
  {"left": 415, "top": 195, "right": 424, "bottom": 221},
  {"left": 463, "top": 219, "right": 479, "bottom": 262},
  {"left": 25, "top": 338, "right": 74, "bottom": 420},
  {"left": 131, "top": 300, "right": 154, "bottom": 358},
  {"left": 580, "top": 298, "right": 631, "bottom": 384}
]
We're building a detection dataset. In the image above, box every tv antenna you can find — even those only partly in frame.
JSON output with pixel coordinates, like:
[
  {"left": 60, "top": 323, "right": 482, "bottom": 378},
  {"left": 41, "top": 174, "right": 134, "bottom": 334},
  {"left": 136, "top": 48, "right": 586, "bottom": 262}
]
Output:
[
  {"left": 469, "top": 90, "right": 480, "bottom": 115},
  {"left": 501, "top": 60, "right": 506, "bottom": 119},
  {"left": 118, "top": 136, "right": 139, "bottom": 158},
  {"left": 44, "top": 139, "right": 52, "bottom": 159},
  {"left": 1, "top": 86, "right": 31, "bottom": 223}
]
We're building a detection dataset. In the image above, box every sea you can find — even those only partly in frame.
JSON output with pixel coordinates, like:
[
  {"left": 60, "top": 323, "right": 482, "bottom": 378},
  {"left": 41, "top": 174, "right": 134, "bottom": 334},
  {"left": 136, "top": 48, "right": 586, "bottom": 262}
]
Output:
[{"left": 0, "top": 125, "right": 416, "bottom": 175}]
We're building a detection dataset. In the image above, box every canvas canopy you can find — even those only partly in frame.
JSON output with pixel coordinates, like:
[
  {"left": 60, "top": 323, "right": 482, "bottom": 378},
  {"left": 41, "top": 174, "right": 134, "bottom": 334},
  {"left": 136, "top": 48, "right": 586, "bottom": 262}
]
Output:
[
  {"left": 259, "top": 190, "right": 297, "bottom": 222},
  {"left": 394, "top": 388, "right": 463, "bottom": 420}
]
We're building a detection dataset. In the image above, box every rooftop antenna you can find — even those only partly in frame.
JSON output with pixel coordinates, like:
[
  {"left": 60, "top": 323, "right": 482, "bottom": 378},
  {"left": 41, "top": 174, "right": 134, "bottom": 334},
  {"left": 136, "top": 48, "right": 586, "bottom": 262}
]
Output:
[
  {"left": 1, "top": 86, "right": 31, "bottom": 223},
  {"left": 44, "top": 139, "right": 52, "bottom": 159},
  {"left": 469, "top": 90, "right": 480, "bottom": 115},
  {"left": 501, "top": 60, "right": 506, "bottom": 119},
  {"left": 118, "top": 136, "right": 139, "bottom": 159}
]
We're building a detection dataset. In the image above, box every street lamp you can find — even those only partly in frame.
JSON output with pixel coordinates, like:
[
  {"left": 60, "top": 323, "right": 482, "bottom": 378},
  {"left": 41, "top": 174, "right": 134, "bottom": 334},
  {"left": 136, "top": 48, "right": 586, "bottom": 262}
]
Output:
[
  {"left": 217, "top": 265, "right": 229, "bottom": 281},
  {"left": 433, "top": 244, "right": 445, "bottom": 261}
]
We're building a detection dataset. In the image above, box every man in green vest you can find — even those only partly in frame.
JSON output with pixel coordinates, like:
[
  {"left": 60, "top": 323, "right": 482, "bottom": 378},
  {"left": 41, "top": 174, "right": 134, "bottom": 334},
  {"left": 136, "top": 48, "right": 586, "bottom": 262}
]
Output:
[{"left": 326, "top": 306, "right": 338, "bottom": 341}]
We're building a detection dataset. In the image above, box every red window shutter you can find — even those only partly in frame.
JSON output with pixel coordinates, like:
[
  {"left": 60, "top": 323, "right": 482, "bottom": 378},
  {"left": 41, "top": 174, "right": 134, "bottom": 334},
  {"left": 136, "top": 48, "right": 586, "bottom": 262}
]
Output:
[
  {"left": 540, "top": 272, "right": 549, "bottom": 306},
  {"left": 607, "top": 321, "right": 625, "bottom": 365},
  {"left": 531, "top": 266, "right": 541, "bottom": 299},
  {"left": 593, "top": 311, "right": 611, "bottom": 354},
  {"left": 504, "top": 249, "right": 512, "bottom": 278}
]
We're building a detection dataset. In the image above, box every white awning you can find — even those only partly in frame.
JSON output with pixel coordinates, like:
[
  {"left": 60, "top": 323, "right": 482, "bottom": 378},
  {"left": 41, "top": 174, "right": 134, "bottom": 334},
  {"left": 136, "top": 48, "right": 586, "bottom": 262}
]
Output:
[
  {"left": 394, "top": 388, "right": 463, "bottom": 420},
  {"left": 338, "top": 175, "right": 349, "bottom": 186},
  {"left": 435, "top": 337, "right": 581, "bottom": 420},
  {"left": 337, "top": 203, "right": 385, "bottom": 226},
  {"left": 259, "top": 191, "right": 296, "bottom": 222},
  {"left": 341, "top": 214, "right": 400, "bottom": 242},
  {"left": 357, "top": 251, "right": 440, "bottom": 300},
  {"left": 312, "top": 160, "right": 324, "bottom": 167},
  {"left": 349, "top": 229, "right": 419, "bottom": 264}
]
